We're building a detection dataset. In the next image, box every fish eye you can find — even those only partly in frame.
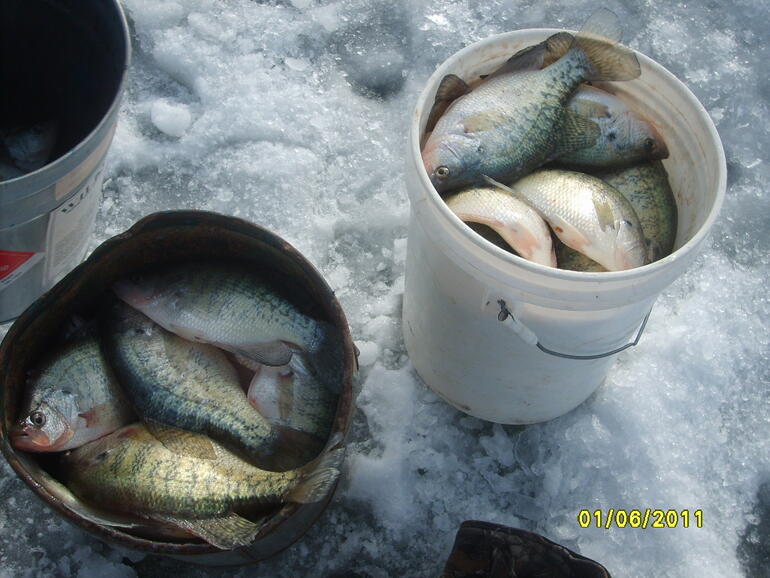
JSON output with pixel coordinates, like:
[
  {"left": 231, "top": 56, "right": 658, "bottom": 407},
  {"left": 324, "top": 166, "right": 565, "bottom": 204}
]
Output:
[
  {"left": 94, "top": 451, "right": 110, "bottom": 462},
  {"left": 435, "top": 166, "right": 451, "bottom": 179},
  {"left": 644, "top": 138, "right": 655, "bottom": 151},
  {"left": 29, "top": 411, "right": 46, "bottom": 427}
]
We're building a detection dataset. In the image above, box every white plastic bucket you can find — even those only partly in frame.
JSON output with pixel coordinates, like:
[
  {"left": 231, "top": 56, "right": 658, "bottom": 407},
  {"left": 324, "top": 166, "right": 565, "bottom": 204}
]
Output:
[{"left": 402, "top": 29, "right": 726, "bottom": 424}]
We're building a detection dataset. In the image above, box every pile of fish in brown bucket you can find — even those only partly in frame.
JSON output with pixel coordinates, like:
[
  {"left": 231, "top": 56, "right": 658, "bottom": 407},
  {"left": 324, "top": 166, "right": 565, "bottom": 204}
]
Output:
[
  {"left": 0, "top": 211, "right": 357, "bottom": 561},
  {"left": 422, "top": 9, "right": 677, "bottom": 273}
]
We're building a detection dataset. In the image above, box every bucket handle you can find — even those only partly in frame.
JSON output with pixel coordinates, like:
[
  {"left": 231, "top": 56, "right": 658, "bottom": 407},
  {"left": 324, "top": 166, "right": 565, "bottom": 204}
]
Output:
[{"left": 496, "top": 299, "right": 652, "bottom": 360}]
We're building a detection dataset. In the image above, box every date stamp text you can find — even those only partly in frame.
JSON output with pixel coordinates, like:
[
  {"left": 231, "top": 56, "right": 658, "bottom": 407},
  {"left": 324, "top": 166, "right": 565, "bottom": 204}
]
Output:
[{"left": 577, "top": 509, "right": 703, "bottom": 529}]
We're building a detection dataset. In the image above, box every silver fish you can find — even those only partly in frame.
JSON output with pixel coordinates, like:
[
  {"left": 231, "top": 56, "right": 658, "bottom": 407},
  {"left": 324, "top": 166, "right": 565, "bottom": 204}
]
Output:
[
  {"left": 10, "top": 337, "right": 134, "bottom": 452},
  {"left": 558, "top": 161, "right": 678, "bottom": 271},
  {"left": 596, "top": 160, "right": 678, "bottom": 259},
  {"left": 488, "top": 169, "right": 648, "bottom": 271},
  {"left": 422, "top": 9, "right": 640, "bottom": 193},
  {"left": 112, "top": 262, "right": 342, "bottom": 393},
  {"left": 444, "top": 187, "right": 556, "bottom": 267}
]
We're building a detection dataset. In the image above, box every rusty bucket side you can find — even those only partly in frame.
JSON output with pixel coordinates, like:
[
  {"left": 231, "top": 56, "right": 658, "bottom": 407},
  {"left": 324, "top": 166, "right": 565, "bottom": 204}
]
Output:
[{"left": 0, "top": 210, "right": 357, "bottom": 565}]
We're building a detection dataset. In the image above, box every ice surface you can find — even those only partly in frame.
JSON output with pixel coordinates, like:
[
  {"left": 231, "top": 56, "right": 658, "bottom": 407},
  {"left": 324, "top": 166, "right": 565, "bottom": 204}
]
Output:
[
  {"left": 0, "top": 0, "right": 768, "bottom": 576},
  {"left": 150, "top": 100, "right": 192, "bottom": 138}
]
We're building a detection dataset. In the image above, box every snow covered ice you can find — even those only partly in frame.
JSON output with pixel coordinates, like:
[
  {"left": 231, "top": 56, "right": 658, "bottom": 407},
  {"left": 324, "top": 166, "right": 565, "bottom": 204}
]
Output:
[{"left": 1, "top": 0, "right": 768, "bottom": 576}]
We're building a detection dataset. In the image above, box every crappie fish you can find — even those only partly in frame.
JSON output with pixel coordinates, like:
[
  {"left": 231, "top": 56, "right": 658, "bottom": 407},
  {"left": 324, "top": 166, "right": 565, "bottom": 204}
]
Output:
[
  {"left": 444, "top": 187, "right": 556, "bottom": 267},
  {"left": 112, "top": 262, "right": 342, "bottom": 393},
  {"left": 10, "top": 337, "right": 134, "bottom": 452},
  {"left": 63, "top": 423, "right": 343, "bottom": 549},
  {"left": 557, "top": 86, "right": 668, "bottom": 168},
  {"left": 596, "top": 161, "right": 677, "bottom": 260},
  {"left": 558, "top": 161, "right": 677, "bottom": 271},
  {"left": 423, "top": 32, "right": 574, "bottom": 134},
  {"left": 487, "top": 169, "right": 648, "bottom": 271},
  {"left": 239, "top": 353, "right": 337, "bottom": 444},
  {"left": 102, "top": 301, "right": 318, "bottom": 471},
  {"left": 422, "top": 9, "right": 640, "bottom": 193}
]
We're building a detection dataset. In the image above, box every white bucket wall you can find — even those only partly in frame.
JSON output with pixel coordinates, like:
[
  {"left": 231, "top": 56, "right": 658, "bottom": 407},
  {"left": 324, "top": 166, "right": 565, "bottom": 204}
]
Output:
[{"left": 403, "top": 29, "right": 726, "bottom": 424}]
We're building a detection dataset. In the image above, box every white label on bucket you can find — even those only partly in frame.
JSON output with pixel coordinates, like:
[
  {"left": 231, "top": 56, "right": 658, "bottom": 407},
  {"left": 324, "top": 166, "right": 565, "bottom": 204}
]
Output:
[
  {"left": 43, "top": 168, "right": 104, "bottom": 285},
  {"left": 0, "top": 250, "right": 45, "bottom": 290}
]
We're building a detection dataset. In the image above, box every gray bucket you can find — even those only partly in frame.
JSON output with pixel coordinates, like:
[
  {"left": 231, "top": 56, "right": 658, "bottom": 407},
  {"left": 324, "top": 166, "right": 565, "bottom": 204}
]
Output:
[{"left": 0, "top": 0, "right": 130, "bottom": 323}]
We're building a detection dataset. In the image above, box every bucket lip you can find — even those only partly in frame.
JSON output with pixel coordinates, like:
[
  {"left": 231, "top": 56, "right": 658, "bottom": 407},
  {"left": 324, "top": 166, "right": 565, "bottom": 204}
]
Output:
[
  {"left": 409, "top": 27, "right": 727, "bottom": 285},
  {"left": 0, "top": 0, "right": 131, "bottom": 197},
  {"left": 0, "top": 210, "right": 356, "bottom": 558}
]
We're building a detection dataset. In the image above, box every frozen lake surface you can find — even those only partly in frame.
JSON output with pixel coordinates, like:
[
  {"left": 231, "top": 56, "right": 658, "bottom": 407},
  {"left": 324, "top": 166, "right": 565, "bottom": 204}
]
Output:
[{"left": 1, "top": 0, "right": 768, "bottom": 576}]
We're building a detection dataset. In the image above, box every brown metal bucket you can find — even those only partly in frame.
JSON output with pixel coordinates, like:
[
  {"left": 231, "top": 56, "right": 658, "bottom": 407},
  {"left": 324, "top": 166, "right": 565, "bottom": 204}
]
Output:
[{"left": 0, "top": 210, "right": 357, "bottom": 565}]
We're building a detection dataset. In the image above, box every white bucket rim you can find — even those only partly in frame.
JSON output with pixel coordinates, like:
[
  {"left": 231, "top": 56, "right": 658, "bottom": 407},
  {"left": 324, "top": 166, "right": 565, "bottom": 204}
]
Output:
[{"left": 408, "top": 28, "right": 727, "bottom": 286}]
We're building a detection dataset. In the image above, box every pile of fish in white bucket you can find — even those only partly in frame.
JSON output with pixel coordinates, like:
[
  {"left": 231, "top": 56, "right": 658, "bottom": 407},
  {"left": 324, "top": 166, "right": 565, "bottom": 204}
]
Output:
[{"left": 423, "top": 9, "right": 677, "bottom": 273}]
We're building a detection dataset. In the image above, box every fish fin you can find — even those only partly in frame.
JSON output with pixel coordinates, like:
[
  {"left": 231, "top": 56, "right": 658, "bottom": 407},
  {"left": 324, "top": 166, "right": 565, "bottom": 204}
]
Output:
[
  {"left": 543, "top": 31, "right": 574, "bottom": 66},
  {"left": 435, "top": 74, "right": 471, "bottom": 102},
  {"left": 78, "top": 408, "right": 101, "bottom": 428},
  {"left": 553, "top": 110, "right": 601, "bottom": 156},
  {"left": 592, "top": 195, "right": 618, "bottom": 232},
  {"left": 485, "top": 32, "right": 575, "bottom": 80},
  {"left": 225, "top": 340, "right": 294, "bottom": 367},
  {"left": 148, "top": 512, "right": 261, "bottom": 550},
  {"left": 425, "top": 100, "right": 451, "bottom": 135},
  {"left": 463, "top": 110, "right": 509, "bottom": 133},
  {"left": 568, "top": 97, "right": 611, "bottom": 119},
  {"left": 484, "top": 42, "right": 547, "bottom": 80},
  {"left": 287, "top": 448, "right": 345, "bottom": 504},
  {"left": 574, "top": 8, "right": 641, "bottom": 81},
  {"left": 481, "top": 175, "right": 534, "bottom": 207},
  {"left": 425, "top": 74, "right": 471, "bottom": 133},
  {"left": 144, "top": 420, "right": 217, "bottom": 460}
]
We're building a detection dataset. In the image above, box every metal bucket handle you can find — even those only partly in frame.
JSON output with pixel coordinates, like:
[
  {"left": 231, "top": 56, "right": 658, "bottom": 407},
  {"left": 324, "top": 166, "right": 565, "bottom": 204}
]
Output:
[{"left": 496, "top": 299, "right": 652, "bottom": 360}]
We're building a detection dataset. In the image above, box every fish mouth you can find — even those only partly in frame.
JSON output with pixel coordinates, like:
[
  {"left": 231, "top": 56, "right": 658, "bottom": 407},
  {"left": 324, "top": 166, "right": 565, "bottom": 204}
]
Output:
[{"left": 9, "top": 427, "right": 51, "bottom": 452}]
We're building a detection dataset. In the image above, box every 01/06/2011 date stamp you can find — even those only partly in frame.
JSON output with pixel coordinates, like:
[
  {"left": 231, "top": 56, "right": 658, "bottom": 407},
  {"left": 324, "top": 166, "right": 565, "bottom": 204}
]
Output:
[{"left": 577, "top": 509, "right": 703, "bottom": 529}]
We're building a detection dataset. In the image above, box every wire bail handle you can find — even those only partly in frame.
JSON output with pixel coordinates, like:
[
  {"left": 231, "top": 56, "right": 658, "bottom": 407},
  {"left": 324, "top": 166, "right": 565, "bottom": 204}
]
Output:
[{"left": 496, "top": 299, "right": 652, "bottom": 360}]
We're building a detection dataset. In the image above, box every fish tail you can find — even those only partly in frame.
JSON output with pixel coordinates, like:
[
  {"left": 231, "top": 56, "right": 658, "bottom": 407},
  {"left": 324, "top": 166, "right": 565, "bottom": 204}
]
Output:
[
  {"left": 286, "top": 446, "right": 345, "bottom": 504},
  {"left": 573, "top": 8, "right": 640, "bottom": 81}
]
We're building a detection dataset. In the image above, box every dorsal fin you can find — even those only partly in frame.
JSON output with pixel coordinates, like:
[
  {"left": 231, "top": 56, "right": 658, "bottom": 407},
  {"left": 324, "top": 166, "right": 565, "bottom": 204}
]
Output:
[{"left": 424, "top": 74, "right": 472, "bottom": 132}]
